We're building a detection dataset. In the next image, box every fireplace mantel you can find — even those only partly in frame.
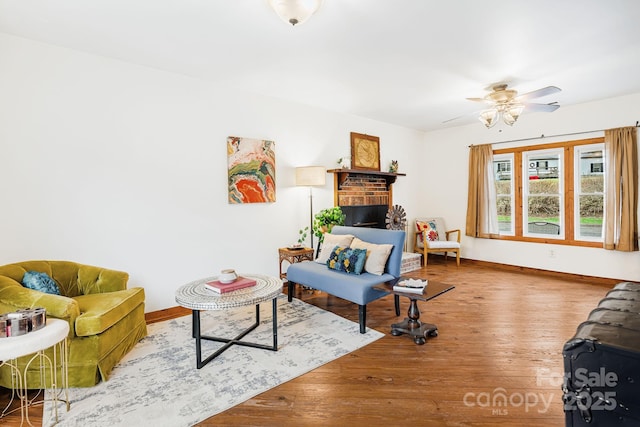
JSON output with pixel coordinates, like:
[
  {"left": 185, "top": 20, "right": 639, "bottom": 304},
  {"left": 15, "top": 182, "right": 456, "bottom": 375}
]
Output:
[
  {"left": 327, "top": 168, "right": 406, "bottom": 189},
  {"left": 328, "top": 168, "right": 406, "bottom": 209}
]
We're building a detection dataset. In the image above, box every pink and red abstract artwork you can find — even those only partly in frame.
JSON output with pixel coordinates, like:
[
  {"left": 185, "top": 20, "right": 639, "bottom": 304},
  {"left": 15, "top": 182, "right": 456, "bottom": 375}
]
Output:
[{"left": 227, "top": 136, "right": 276, "bottom": 204}]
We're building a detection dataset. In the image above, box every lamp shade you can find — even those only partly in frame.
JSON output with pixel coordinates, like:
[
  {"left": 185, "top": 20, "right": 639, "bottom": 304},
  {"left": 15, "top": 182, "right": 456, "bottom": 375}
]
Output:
[
  {"left": 295, "top": 166, "right": 326, "bottom": 186},
  {"left": 268, "top": 0, "right": 323, "bottom": 26}
]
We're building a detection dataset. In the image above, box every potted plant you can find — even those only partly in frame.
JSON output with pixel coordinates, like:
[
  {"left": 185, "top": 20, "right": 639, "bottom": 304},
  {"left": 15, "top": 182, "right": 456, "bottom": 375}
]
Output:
[{"left": 312, "top": 206, "right": 346, "bottom": 245}]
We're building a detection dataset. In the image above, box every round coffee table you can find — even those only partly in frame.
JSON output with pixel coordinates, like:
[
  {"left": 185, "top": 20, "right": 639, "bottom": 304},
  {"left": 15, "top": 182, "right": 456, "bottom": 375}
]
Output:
[
  {"left": 0, "top": 318, "right": 70, "bottom": 426},
  {"left": 175, "top": 274, "right": 282, "bottom": 369}
]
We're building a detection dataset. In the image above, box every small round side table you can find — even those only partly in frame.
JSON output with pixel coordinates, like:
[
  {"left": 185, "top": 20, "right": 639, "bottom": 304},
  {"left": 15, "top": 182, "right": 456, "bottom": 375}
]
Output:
[{"left": 0, "top": 318, "right": 70, "bottom": 426}]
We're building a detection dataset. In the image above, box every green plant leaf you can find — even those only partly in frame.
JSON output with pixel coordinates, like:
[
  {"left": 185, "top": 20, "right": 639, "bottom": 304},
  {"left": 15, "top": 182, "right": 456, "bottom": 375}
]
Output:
[{"left": 312, "top": 207, "right": 345, "bottom": 240}]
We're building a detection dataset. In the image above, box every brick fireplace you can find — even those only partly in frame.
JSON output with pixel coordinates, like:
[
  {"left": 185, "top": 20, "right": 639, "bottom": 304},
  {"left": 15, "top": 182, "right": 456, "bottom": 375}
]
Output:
[
  {"left": 328, "top": 169, "right": 405, "bottom": 229},
  {"left": 328, "top": 168, "right": 419, "bottom": 273}
]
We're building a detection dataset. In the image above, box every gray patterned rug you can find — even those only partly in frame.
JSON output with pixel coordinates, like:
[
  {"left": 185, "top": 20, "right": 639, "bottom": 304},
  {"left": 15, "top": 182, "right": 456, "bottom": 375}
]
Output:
[{"left": 44, "top": 295, "right": 383, "bottom": 426}]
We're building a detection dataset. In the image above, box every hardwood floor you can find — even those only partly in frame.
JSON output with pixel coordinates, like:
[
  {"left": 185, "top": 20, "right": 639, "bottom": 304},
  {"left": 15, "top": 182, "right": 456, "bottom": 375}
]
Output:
[
  {"left": 1, "top": 258, "right": 617, "bottom": 426},
  {"left": 203, "top": 258, "right": 614, "bottom": 426}
]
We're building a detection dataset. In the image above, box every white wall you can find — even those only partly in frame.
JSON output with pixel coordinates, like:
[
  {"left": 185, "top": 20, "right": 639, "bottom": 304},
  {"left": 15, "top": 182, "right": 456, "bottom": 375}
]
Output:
[
  {"left": 2, "top": 33, "right": 639, "bottom": 313},
  {"left": 0, "top": 34, "right": 424, "bottom": 312},
  {"left": 421, "top": 93, "right": 640, "bottom": 282}
]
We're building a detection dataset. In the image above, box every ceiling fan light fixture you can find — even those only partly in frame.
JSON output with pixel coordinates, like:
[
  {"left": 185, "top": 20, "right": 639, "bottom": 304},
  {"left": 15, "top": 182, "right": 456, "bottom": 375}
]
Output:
[
  {"left": 479, "top": 109, "right": 498, "bottom": 129},
  {"left": 451, "top": 84, "right": 561, "bottom": 129},
  {"left": 502, "top": 112, "right": 516, "bottom": 126},
  {"left": 268, "top": 0, "right": 323, "bottom": 26},
  {"left": 504, "top": 104, "right": 525, "bottom": 123}
]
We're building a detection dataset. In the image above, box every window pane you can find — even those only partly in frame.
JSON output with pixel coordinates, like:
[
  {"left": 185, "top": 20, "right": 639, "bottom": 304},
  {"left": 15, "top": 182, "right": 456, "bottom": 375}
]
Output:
[
  {"left": 497, "top": 195, "right": 512, "bottom": 233},
  {"left": 575, "top": 145, "right": 604, "bottom": 240},
  {"left": 524, "top": 150, "right": 562, "bottom": 237},
  {"left": 527, "top": 196, "right": 560, "bottom": 224},
  {"left": 579, "top": 195, "right": 604, "bottom": 237},
  {"left": 494, "top": 155, "right": 513, "bottom": 234}
]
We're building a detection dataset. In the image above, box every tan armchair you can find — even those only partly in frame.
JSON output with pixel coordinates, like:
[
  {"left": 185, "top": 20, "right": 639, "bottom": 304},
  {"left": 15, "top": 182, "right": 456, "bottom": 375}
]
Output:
[{"left": 413, "top": 217, "right": 461, "bottom": 268}]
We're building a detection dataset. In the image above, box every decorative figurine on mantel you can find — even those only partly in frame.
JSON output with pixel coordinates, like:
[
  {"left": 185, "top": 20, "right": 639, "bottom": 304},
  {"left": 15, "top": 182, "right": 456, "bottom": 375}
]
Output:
[
  {"left": 389, "top": 160, "right": 399, "bottom": 173},
  {"left": 337, "top": 157, "right": 351, "bottom": 169}
]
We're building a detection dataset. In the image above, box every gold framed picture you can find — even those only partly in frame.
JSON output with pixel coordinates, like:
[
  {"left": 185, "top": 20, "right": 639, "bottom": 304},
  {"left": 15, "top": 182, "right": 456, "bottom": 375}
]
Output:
[{"left": 350, "top": 132, "right": 380, "bottom": 171}]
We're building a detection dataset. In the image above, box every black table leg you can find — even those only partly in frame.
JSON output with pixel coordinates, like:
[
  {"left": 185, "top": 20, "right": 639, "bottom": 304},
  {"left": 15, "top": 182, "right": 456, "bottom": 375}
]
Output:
[
  {"left": 390, "top": 298, "right": 438, "bottom": 345},
  {"left": 192, "top": 297, "right": 278, "bottom": 369},
  {"left": 193, "top": 310, "right": 203, "bottom": 367}
]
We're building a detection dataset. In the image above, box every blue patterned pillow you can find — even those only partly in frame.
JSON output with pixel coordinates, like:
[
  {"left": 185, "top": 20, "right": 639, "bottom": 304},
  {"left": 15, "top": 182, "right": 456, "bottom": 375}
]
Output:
[
  {"left": 326, "top": 246, "right": 367, "bottom": 275},
  {"left": 22, "top": 271, "right": 61, "bottom": 295}
]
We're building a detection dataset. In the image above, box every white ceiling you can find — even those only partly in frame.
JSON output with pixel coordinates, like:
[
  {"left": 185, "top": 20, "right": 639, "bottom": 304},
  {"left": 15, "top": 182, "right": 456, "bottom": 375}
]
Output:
[{"left": 1, "top": 0, "right": 640, "bottom": 132}]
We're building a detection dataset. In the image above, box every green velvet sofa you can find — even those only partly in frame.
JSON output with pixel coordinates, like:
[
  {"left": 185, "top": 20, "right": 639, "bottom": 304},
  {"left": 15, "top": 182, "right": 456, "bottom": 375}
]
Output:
[{"left": 0, "top": 260, "right": 147, "bottom": 388}]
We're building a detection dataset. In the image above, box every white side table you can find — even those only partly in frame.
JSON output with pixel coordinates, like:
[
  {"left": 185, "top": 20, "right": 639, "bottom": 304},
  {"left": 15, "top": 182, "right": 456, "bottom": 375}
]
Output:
[{"left": 0, "top": 318, "right": 70, "bottom": 426}]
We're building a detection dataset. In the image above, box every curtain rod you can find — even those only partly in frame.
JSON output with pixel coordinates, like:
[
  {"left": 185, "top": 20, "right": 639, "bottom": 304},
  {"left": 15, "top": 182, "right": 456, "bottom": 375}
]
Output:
[{"left": 469, "top": 121, "right": 639, "bottom": 147}]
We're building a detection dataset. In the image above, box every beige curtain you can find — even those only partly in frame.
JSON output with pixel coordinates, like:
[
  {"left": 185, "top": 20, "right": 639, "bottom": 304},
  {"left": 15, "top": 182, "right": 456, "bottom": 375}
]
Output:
[
  {"left": 466, "top": 144, "right": 499, "bottom": 238},
  {"left": 604, "top": 126, "right": 638, "bottom": 251}
]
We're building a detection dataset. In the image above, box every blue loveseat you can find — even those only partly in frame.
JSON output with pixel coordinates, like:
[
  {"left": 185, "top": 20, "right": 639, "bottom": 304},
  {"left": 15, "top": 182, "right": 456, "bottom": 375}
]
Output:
[{"left": 286, "top": 225, "right": 406, "bottom": 333}]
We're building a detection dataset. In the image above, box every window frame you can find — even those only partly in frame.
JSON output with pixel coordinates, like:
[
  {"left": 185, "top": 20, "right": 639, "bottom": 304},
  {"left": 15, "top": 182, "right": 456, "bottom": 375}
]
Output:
[
  {"left": 522, "top": 148, "right": 564, "bottom": 240},
  {"left": 493, "top": 137, "right": 604, "bottom": 248},
  {"left": 493, "top": 153, "right": 515, "bottom": 236},
  {"left": 574, "top": 142, "right": 605, "bottom": 242}
]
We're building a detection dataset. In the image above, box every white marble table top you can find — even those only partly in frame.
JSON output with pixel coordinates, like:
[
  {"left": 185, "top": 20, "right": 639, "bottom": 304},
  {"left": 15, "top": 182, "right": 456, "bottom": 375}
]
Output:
[{"left": 175, "top": 274, "right": 282, "bottom": 311}]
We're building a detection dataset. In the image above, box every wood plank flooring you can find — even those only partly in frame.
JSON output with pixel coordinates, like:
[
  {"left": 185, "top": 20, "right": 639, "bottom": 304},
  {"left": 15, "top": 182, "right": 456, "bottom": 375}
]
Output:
[{"left": 1, "top": 258, "right": 617, "bottom": 426}]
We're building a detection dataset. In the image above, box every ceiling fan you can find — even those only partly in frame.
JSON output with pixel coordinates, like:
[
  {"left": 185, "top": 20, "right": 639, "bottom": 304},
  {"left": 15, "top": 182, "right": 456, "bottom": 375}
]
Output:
[{"left": 446, "top": 83, "right": 561, "bottom": 128}]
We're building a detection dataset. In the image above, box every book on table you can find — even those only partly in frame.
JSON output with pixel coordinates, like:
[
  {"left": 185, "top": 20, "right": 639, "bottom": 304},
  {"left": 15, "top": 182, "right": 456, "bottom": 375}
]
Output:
[
  {"left": 204, "top": 277, "right": 257, "bottom": 293},
  {"left": 393, "top": 279, "right": 427, "bottom": 294}
]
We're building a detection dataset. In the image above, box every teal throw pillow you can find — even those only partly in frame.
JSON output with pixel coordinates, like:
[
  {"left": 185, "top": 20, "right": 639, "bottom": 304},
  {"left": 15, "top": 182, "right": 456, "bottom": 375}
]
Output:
[
  {"left": 22, "top": 271, "right": 61, "bottom": 295},
  {"left": 326, "top": 246, "right": 367, "bottom": 275}
]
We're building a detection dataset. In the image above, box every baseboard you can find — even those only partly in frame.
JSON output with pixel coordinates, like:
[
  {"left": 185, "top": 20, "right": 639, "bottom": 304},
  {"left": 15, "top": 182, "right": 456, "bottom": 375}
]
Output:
[
  {"left": 459, "top": 257, "right": 623, "bottom": 287},
  {"left": 145, "top": 305, "right": 190, "bottom": 324},
  {"left": 145, "top": 258, "right": 624, "bottom": 324}
]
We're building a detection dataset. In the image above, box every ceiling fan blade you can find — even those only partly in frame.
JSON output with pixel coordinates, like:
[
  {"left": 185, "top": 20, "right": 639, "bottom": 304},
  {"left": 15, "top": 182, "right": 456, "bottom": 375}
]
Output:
[
  {"left": 442, "top": 110, "right": 480, "bottom": 123},
  {"left": 516, "top": 86, "right": 561, "bottom": 101},
  {"left": 466, "top": 97, "right": 486, "bottom": 103},
  {"left": 524, "top": 102, "right": 560, "bottom": 113},
  {"left": 442, "top": 114, "right": 467, "bottom": 124}
]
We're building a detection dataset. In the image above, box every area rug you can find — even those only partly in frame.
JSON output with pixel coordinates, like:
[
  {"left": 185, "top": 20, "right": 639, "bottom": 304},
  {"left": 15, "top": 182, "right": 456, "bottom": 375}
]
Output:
[{"left": 44, "top": 296, "right": 383, "bottom": 427}]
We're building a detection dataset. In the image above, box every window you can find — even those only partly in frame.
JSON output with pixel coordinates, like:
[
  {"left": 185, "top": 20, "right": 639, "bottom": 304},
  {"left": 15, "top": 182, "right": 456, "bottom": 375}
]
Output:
[
  {"left": 493, "top": 154, "right": 514, "bottom": 235},
  {"left": 575, "top": 143, "right": 604, "bottom": 241},
  {"left": 524, "top": 149, "right": 563, "bottom": 238},
  {"left": 493, "top": 137, "right": 604, "bottom": 247}
]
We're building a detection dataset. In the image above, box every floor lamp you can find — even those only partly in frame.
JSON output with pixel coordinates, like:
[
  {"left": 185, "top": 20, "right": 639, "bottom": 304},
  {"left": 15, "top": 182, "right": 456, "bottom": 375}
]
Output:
[{"left": 295, "top": 166, "right": 326, "bottom": 250}]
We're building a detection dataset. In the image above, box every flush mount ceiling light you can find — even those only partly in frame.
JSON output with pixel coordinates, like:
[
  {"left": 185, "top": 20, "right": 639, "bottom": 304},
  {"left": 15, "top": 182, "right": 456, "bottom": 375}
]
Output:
[{"left": 268, "top": 0, "right": 323, "bottom": 26}]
